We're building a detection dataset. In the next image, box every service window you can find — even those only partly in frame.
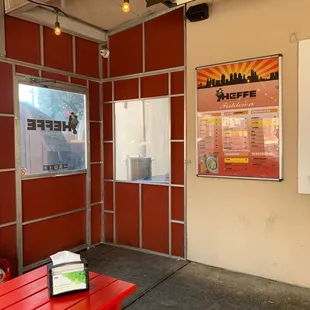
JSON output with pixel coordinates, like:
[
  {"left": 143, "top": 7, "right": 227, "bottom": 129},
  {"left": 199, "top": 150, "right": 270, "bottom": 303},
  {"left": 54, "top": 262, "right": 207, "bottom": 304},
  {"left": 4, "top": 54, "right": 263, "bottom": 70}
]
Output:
[
  {"left": 114, "top": 98, "right": 170, "bottom": 184},
  {"left": 18, "top": 83, "right": 87, "bottom": 177}
]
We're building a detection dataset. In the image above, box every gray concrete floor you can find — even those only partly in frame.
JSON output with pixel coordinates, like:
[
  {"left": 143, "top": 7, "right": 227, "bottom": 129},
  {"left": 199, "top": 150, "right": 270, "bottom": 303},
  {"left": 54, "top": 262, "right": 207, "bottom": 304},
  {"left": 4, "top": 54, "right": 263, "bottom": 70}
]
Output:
[{"left": 80, "top": 244, "right": 310, "bottom": 309}]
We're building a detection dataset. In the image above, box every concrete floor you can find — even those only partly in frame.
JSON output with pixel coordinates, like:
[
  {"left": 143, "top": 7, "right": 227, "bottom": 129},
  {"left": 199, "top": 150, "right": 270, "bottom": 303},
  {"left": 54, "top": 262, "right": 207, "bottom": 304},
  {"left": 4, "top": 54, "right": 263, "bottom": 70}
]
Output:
[{"left": 81, "top": 244, "right": 310, "bottom": 309}]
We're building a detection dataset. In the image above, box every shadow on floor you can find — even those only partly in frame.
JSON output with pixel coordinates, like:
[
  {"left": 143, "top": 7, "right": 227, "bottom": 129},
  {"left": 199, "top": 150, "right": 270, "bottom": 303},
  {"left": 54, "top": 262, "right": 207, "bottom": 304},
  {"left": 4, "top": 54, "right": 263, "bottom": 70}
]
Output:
[{"left": 81, "top": 244, "right": 310, "bottom": 310}]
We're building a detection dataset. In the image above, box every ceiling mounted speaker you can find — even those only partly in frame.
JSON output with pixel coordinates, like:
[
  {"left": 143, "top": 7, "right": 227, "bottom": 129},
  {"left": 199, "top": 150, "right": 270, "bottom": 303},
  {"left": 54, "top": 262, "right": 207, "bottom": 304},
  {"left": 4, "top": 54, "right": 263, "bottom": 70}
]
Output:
[{"left": 186, "top": 3, "right": 209, "bottom": 22}]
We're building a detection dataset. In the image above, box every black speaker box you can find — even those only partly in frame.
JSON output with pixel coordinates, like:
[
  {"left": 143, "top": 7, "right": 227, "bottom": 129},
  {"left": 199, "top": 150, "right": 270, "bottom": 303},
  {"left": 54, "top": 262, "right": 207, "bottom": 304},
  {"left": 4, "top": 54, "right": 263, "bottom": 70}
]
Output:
[{"left": 186, "top": 3, "right": 209, "bottom": 22}]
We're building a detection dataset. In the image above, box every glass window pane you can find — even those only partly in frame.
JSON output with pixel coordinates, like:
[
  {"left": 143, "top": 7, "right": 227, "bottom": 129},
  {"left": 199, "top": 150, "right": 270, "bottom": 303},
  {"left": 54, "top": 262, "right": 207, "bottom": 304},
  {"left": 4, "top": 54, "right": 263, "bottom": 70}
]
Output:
[
  {"left": 114, "top": 98, "right": 170, "bottom": 184},
  {"left": 19, "top": 83, "right": 87, "bottom": 176}
]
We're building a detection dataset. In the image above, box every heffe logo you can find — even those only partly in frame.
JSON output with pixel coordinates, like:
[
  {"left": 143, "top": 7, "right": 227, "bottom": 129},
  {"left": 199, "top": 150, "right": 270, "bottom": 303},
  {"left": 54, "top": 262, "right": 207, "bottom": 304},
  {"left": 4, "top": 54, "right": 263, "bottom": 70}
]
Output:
[{"left": 215, "top": 88, "right": 257, "bottom": 102}]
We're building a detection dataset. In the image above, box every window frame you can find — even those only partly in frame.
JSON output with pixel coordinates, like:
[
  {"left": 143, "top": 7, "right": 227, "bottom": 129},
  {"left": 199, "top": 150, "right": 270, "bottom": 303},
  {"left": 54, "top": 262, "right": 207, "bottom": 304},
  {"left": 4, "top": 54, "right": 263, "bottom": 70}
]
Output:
[
  {"left": 113, "top": 97, "right": 171, "bottom": 185},
  {"left": 15, "top": 74, "right": 90, "bottom": 180}
]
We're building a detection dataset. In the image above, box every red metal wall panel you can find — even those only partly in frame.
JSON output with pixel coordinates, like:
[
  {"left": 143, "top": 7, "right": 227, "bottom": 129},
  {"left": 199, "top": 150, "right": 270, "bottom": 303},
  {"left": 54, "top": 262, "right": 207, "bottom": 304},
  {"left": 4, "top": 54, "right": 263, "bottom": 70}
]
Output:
[
  {"left": 171, "top": 96, "right": 184, "bottom": 140},
  {"left": 89, "top": 81, "right": 100, "bottom": 121},
  {"left": 71, "top": 77, "right": 87, "bottom": 86},
  {"left": 91, "top": 164, "right": 101, "bottom": 204},
  {"left": 171, "top": 186, "right": 184, "bottom": 221},
  {"left": 90, "top": 122, "right": 101, "bottom": 162},
  {"left": 114, "top": 79, "right": 139, "bottom": 101},
  {"left": 22, "top": 174, "right": 86, "bottom": 222},
  {"left": 0, "top": 171, "right": 16, "bottom": 225},
  {"left": 171, "top": 223, "right": 184, "bottom": 257},
  {"left": 5, "top": 16, "right": 41, "bottom": 65},
  {"left": 103, "top": 82, "right": 112, "bottom": 102},
  {"left": 43, "top": 27, "right": 73, "bottom": 72},
  {"left": 171, "top": 142, "right": 184, "bottom": 185},
  {"left": 42, "top": 71, "right": 69, "bottom": 82},
  {"left": 171, "top": 71, "right": 184, "bottom": 95},
  {"left": 0, "top": 117, "right": 15, "bottom": 169},
  {"left": 91, "top": 204, "right": 101, "bottom": 244},
  {"left": 0, "top": 225, "right": 17, "bottom": 276},
  {"left": 103, "top": 103, "right": 113, "bottom": 141},
  {"left": 23, "top": 211, "right": 86, "bottom": 266},
  {"left": 75, "top": 37, "right": 99, "bottom": 78},
  {"left": 104, "top": 182, "right": 113, "bottom": 211},
  {"left": 109, "top": 25, "right": 143, "bottom": 77},
  {"left": 0, "top": 62, "right": 14, "bottom": 115},
  {"left": 144, "top": 8, "right": 184, "bottom": 72},
  {"left": 104, "top": 143, "right": 113, "bottom": 180},
  {"left": 104, "top": 212, "right": 114, "bottom": 243},
  {"left": 115, "top": 183, "right": 139, "bottom": 247},
  {"left": 15, "top": 65, "right": 39, "bottom": 77},
  {"left": 141, "top": 74, "right": 169, "bottom": 98},
  {"left": 142, "top": 185, "right": 169, "bottom": 254}
]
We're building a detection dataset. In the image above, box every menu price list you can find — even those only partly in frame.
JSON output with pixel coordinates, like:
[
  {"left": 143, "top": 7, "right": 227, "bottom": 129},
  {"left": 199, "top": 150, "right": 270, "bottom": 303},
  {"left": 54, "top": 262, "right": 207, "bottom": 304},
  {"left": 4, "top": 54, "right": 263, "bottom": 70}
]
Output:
[{"left": 198, "top": 108, "right": 279, "bottom": 178}]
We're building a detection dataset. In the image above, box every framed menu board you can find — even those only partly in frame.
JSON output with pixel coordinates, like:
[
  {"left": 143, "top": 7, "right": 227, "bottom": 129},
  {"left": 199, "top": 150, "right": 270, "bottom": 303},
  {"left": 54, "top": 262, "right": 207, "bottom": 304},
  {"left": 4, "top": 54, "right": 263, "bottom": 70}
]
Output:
[{"left": 196, "top": 55, "right": 282, "bottom": 180}]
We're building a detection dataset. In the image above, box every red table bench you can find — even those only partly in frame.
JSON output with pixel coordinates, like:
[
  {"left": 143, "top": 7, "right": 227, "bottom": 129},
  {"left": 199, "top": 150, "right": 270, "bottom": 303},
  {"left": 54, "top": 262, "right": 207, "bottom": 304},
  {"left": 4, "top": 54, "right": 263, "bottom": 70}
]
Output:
[{"left": 0, "top": 265, "right": 136, "bottom": 309}]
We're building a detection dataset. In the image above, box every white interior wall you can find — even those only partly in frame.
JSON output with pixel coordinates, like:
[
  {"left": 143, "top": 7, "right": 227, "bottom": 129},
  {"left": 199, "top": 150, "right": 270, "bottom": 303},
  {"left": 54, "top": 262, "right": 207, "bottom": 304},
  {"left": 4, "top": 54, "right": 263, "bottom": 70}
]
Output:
[
  {"left": 298, "top": 39, "right": 310, "bottom": 194},
  {"left": 186, "top": 0, "right": 310, "bottom": 288}
]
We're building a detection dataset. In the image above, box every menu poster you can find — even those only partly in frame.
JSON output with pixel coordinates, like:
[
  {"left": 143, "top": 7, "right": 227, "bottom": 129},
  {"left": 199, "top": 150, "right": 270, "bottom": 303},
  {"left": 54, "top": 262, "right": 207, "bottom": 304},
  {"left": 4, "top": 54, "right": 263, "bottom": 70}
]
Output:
[{"left": 196, "top": 55, "right": 282, "bottom": 180}]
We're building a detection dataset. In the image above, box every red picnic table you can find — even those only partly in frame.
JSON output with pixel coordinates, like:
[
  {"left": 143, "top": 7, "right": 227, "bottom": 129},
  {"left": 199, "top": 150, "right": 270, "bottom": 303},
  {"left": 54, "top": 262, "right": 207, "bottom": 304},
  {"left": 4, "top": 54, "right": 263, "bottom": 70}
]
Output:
[{"left": 0, "top": 265, "right": 136, "bottom": 309}]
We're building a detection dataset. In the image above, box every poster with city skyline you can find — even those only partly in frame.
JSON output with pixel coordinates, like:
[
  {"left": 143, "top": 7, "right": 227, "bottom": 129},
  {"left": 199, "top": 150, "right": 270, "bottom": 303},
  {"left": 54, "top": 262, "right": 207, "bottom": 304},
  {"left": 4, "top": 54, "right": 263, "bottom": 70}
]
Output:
[
  {"left": 197, "top": 56, "right": 279, "bottom": 89},
  {"left": 196, "top": 55, "right": 282, "bottom": 181}
]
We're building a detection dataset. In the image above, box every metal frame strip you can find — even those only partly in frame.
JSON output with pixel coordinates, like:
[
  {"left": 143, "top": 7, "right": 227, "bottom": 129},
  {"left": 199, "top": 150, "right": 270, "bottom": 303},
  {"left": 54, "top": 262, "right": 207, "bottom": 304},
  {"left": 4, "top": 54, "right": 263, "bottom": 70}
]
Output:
[
  {"left": 72, "top": 35, "right": 76, "bottom": 74},
  {"left": 0, "top": 56, "right": 101, "bottom": 82},
  {"left": 40, "top": 25, "right": 44, "bottom": 66},
  {"left": 0, "top": 221, "right": 16, "bottom": 229},
  {"left": 0, "top": 113, "right": 14, "bottom": 118},
  {"left": 104, "top": 242, "right": 186, "bottom": 261},
  {"left": 168, "top": 72, "right": 172, "bottom": 256},
  {"left": 91, "top": 201, "right": 103, "bottom": 206},
  {"left": 112, "top": 81, "right": 116, "bottom": 243},
  {"left": 99, "top": 43, "right": 105, "bottom": 243},
  {"left": 142, "top": 22, "right": 145, "bottom": 73},
  {"left": 183, "top": 7, "right": 187, "bottom": 260},
  {"left": 0, "top": 0, "right": 6, "bottom": 57},
  {"left": 102, "top": 66, "right": 185, "bottom": 83},
  {"left": 23, "top": 207, "right": 87, "bottom": 226},
  {"left": 0, "top": 168, "right": 15, "bottom": 173},
  {"left": 139, "top": 183, "right": 142, "bottom": 248},
  {"left": 22, "top": 244, "right": 87, "bottom": 273},
  {"left": 85, "top": 80, "right": 92, "bottom": 248},
  {"left": 105, "top": 94, "right": 185, "bottom": 104},
  {"left": 13, "top": 65, "right": 23, "bottom": 275},
  {"left": 104, "top": 210, "right": 114, "bottom": 214},
  {"left": 278, "top": 55, "right": 283, "bottom": 180},
  {"left": 107, "top": 5, "right": 182, "bottom": 36}
]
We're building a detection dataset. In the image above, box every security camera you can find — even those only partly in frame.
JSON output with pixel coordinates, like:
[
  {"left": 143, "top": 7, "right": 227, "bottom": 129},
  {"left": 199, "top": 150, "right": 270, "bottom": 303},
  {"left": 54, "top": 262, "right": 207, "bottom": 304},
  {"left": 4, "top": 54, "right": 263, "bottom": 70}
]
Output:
[{"left": 100, "top": 48, "right": 110, "bottom": 59}]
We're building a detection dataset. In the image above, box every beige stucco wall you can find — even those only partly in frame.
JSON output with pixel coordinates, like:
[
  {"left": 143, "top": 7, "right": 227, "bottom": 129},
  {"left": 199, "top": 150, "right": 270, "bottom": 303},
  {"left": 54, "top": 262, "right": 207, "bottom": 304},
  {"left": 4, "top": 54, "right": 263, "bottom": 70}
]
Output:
[{"left": 186, "top": 0, "right": 310, "bottom": 287}]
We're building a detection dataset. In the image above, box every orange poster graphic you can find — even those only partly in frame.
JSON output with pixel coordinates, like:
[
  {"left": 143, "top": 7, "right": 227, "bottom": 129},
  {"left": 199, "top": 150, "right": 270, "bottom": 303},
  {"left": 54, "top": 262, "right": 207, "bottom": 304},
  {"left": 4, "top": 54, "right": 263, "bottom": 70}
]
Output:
[{"left": 196, "top": 56, "right": 281, "bottom": 179}]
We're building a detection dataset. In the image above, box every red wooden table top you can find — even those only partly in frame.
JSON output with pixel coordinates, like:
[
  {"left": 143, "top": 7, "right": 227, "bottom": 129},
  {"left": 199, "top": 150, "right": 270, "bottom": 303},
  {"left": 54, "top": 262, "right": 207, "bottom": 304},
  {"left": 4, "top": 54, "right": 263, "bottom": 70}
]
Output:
[{"left": 0, "top": 266, "right": 136, "bottom": 309}]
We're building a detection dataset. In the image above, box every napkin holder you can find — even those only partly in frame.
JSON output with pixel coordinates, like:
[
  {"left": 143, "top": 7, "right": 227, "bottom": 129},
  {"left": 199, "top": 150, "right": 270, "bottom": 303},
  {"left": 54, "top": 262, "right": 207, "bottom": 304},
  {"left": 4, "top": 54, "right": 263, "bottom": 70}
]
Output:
[{"left": 47, "top": 258, "right": 90, "bottom": 298}]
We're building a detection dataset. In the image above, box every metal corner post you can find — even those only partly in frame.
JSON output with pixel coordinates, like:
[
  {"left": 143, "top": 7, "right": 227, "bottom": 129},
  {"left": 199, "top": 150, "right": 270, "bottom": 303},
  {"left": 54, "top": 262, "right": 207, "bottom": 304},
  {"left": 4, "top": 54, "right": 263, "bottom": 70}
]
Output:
[
  {"left": 0, "top": 0, "right": 6, "bottom": 57},
  {"left": 13, "top": 68, "right": 23, "bottom": 275},
  {"left": 99, "top": 43, "right": 105, "bottom": 243},
  {"left": 85, "top": 80, "right": 92, "bottom": 248}
]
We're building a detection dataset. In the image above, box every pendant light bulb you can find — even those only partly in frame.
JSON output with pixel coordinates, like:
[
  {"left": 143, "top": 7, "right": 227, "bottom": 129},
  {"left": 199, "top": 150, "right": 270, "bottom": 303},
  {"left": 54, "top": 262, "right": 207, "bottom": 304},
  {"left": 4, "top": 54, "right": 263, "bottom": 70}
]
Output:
[
  {"left": 122, "top": 0, "right": 130, "bottom": 13},
  {"left": 54, "top": 11, "right": 61, "bottom": 35},
  {"left": 54, "top": 21, "right": 61, "bottom": 35}
]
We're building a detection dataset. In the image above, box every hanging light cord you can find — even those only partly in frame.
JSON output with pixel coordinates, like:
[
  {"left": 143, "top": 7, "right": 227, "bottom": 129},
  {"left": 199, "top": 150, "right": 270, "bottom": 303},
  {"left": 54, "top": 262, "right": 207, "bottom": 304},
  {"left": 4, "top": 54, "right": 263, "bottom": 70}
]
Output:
[
  {"left": 25, "top": 0, "right": 107, "bottom": 31},
  {"left": 26, "top": 0, "right": 68, "bottom": 16}
]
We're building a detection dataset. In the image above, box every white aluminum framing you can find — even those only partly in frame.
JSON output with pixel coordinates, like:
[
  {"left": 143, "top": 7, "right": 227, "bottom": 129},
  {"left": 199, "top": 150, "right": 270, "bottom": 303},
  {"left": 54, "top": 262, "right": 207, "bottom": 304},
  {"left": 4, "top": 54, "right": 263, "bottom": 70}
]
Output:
[
  {"left": 102, "top": 7, "right": 187, "bottom": 259},
  {"left": 14, "top": 73, "right": 91, "bottom": 273}
]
